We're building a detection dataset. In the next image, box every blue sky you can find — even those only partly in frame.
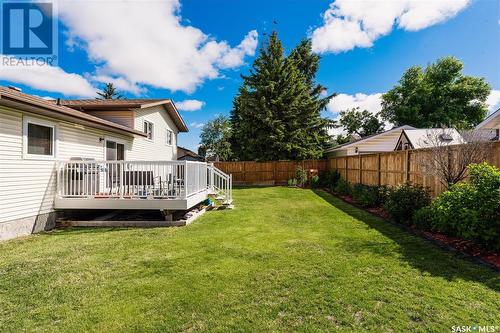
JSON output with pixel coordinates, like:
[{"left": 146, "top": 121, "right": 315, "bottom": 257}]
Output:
[{"left": 1, "top": 0, "right": 499, "bottom": 152}]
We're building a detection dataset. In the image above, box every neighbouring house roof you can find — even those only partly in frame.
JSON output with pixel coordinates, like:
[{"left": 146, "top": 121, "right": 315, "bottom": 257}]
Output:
[
  {"left": 177, "top": 146, "right": 204, "bottom": 161},
  {"left": 0, "top": 87, "right": 147, "bottom": 138},
  {"left": 326, "top": 125, "right": 416, "bottom": 153},
  {"left": 476, "top": 107, "right": 500, "bottom": 130},
  {"left": 59, "top": 98, "right": 189, "bottom": 132},
  {"left": 397, "top": 128, "right": 465, "bottom": 150}
]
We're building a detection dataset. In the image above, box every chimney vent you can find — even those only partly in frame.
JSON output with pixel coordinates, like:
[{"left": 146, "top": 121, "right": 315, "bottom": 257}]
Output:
[{"left": 56, "top": 98, "right": 61, "bottom": 105}]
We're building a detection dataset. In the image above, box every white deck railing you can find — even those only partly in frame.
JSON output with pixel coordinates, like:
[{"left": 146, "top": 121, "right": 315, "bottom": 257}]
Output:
[
  {"left": 56, "top": 160, "right": 210, "bottom": 200},
  {"left": 208, "top": 163, "right": 232, "bottom": 204}
]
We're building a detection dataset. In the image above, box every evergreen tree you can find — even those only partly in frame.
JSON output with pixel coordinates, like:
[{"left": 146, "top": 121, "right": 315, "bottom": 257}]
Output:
[
  {"left": 231, "top": 32, "right": 334, "bottom": 161},
  {"left": 96, "top": 83, "right": 123, "bottom": 100}
]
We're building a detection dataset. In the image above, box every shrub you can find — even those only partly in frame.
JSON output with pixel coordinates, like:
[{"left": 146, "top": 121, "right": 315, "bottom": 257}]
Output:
[
  {"left": 287, "top": 178, "right": 297, "bottom": 187},
  {"left": 352, "top": 184, "right": 391, "bottom": 208},
  {"left": 310, "top": 175, "right": 320, "bottom": 188},
  {"left": 334, "top": 178, "right": 352, "bottom": 196},
  {"left": 319, "top": 170, "right": 341, "bottom": 190},
  {"left": 384, "top": 183, "right": 431, "bottom": 224},
  {"left": 430, "top": 163, "right": 500, "bottom": 250},
  {"left": 413, "top": 206, "right": 434, "bottom": 231},
  {"left": 295, "top": 166, "right": 308, "bottom": 187}
]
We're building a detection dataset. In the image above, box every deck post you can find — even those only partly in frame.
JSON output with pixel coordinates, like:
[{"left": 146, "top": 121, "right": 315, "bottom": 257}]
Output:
[{"left": 183, "top": 160, "right": 188, "bottom": 199}]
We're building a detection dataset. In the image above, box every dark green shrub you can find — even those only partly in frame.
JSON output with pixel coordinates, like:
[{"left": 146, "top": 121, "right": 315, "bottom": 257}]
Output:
[
  {"left": 413, "top": 206, "right": 434, "bottom": 231},
  {"left": 384, "top": 183, "right": 431, "bottom": 224},
  {"left": 352, "top": 184, "right": 391, "bottom": 208},
  {"left": 319, "top": 170, "right": 341, "bottom": 190},
  {"left": 295, "top": 166, "right": 308, "bottom": 187},
  {"left": 334, "top": 178, "right": 351, "bottom": 196},
  {"left": 310, "top": 175, "right": 320, "bottom": 188},
  {"left": 430, "top": 163, "right": 500, "bottom": 250}
]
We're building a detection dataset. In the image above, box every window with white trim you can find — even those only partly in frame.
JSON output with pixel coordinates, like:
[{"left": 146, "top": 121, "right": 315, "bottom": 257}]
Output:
[
  {"left": 23, "top": 118, "right": 56, "bottom": 159},
  {"left": 165, "top": 129, "right": 173, "bottom": 145},
  {"left": 143, "top": 120, "right": 154, "bottom": 140}
]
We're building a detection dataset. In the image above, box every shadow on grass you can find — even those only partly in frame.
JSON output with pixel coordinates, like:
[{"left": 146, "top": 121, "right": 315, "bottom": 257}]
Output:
[
  {"left": 313, "top": 189, "right": 500, "bottom": 292},
  {"left": 44, "top": 227, "right": 137, "bottom": 237}
]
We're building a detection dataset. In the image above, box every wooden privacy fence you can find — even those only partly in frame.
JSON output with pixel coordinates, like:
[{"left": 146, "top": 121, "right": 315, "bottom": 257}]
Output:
[
  {"left": 328, "top": 141, "right": 500, "bottom": 196},
  {"left": 214, "top": 160, "right": 328, "bottom": 185},
  {"left": 215, "top": 141, "right": 500, "bottom": 196}
]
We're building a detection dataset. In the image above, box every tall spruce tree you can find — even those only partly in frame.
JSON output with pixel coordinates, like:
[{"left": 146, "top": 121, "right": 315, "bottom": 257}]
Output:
[{"left": 231, "top": 32, "right": 334, "bottom": 161}]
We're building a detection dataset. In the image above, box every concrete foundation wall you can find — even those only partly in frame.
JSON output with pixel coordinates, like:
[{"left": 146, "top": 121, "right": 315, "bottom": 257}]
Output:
[{"left": 0, "top": 212, "right": 56, "bottom": 241}]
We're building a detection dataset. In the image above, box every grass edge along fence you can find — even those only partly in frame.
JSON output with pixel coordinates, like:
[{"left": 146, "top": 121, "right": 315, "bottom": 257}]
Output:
[{"left": 215, "top": 141, "right": 500, "bottom": 197}]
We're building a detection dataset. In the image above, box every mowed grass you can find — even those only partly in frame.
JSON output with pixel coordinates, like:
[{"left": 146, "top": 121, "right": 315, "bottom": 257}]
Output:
[{"left": 0, "top": 187, "right": 498, "bottom": 332}]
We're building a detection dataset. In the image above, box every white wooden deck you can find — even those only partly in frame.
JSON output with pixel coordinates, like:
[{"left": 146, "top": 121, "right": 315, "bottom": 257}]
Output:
[{"left": 54, "top": 160, "right": 232, "bottom": 210}]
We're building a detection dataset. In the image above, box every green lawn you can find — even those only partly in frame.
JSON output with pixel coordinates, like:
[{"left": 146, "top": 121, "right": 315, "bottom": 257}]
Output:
[{"left": 0, "top": 187, "right": 498, "bottom": 332}]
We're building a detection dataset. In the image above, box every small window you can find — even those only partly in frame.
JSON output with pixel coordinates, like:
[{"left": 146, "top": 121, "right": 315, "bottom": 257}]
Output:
[
  {"left": 23, "top": 118, "right": 56, "bottom": 159},
  {"left": 165, "top": 129, "right": 173, "bottom": 145},
  {"left": 143, "top": 120, "right": 154, "bottom": 140}
]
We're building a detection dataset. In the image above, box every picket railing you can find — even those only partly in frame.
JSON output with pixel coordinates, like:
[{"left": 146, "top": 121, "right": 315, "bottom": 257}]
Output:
[
  {"left": 56, "top": 160, "right": 233, "bottom": 204},
  {"left": 56, "top": 160, "right": 208, "bottom": 200},
  {"left": 208, "top": 163, "right": 232, "bottom": 204}
]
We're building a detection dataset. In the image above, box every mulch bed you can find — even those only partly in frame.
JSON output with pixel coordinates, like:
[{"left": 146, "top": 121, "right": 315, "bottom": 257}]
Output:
[{"left": 323, "top": 189, "right": 500, "bottom": 270}]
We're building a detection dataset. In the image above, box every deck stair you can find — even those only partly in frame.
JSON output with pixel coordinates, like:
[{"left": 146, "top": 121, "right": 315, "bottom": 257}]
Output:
[{"left": 208, "top": 164, "right": 233, "bottom": 208}]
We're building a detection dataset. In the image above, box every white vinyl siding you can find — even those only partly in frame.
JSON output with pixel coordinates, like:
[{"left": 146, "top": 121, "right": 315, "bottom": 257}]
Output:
[
  {"left": 128, "top": 105, "right": 178, "bottom": 161},
  {"left": 0, "top": 107, "right": 131, "bottom": 224},
  {"left": 85, "top": 110, "right": 134, "bottom": 128}
]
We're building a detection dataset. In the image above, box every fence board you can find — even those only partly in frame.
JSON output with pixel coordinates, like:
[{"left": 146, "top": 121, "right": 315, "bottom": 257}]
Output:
[{"left": 214, "top": 160, "right": 329, "bottom": 185}]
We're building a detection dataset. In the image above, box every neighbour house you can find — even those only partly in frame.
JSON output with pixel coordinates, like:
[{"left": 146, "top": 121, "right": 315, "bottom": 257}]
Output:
[
  {"left": 326, "top": 125, "right": 416, "bottom": 157},
  {"left": 0, "top": 87, "right": 232, "bottom": 241},
  {"left": 475, "top": 107, "right": 500, "bottom": 141},
  {"left": 177, "top": 146, "right": 205, "bottom": 162},
  {"left": 394, "top": 128, "right": 464, "bottom": 151}
]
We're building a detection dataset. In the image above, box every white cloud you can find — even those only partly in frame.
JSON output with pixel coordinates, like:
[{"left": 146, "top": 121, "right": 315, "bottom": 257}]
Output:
[
  {"left": 58, "top": 0, "right": 258, "bottom": 93},
  {"left": 176, "top": 99, "right": 205, "bottom": 111},
  {"left": 326, "top": 92, "right": 384, "bottom": 136},
  {"left": 0, "top": 56, "right": 96, "bottom": 97},
  {"left": 189, "top": 122, "right": 205, "bottom": 129},
  {"left": 311, "top": 0, "right": 471, "bottom": 53},
  {"left": 486, "top": 89, "right": 500, "bottom": 113},
  {"left": 327, "top": 92, "right": 383, "bottom": 115}
]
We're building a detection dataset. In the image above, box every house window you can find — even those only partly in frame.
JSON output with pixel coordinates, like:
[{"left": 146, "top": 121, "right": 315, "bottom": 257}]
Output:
[
  {"left": 166, "top": 129, "right": 173, "bottom": 145},
  {"left": 23, "top": 117, "right": 56, "bottom": 159},
  {"left": 143, "top": 120, "right": 154, "bottom": 140},
  {"left": 105, "top": 140, "right": 125, "bottom": 161}
]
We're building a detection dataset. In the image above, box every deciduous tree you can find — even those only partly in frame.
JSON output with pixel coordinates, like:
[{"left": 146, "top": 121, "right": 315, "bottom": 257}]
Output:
[{"left": 380, "top": 57, "right": 490, "bottom": 129}]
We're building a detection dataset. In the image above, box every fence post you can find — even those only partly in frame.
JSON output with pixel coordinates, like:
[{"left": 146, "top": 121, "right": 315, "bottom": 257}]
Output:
[
  {"left": 273, "top": 161, "right": 277, "bottom": 185},
  {"left": 358, "top": 154, "right": 362, "bottom": 184},
  {"left": 345, "top": 157, "right": 348, "bottom": 182},
  {"left": 377, "top": 153, "right": 381, "bottom": 186},
  {"left": 405, "top": 150, "right": 410, "bottom": 183},
  {"left": 243, "top": 161, "right": 247, "bottom": 185}
]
